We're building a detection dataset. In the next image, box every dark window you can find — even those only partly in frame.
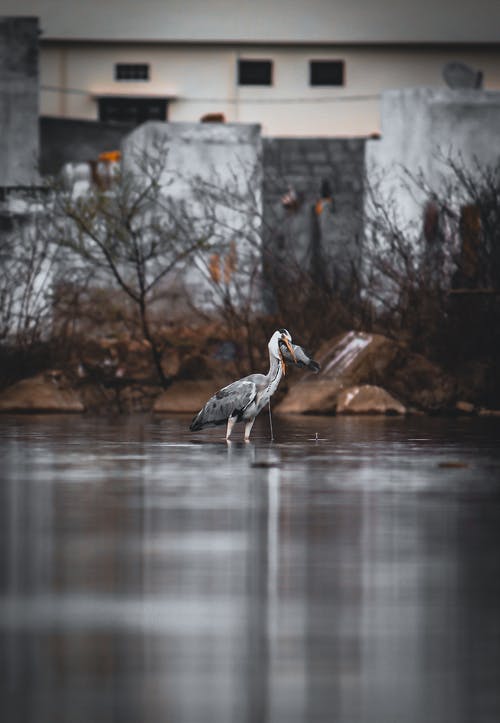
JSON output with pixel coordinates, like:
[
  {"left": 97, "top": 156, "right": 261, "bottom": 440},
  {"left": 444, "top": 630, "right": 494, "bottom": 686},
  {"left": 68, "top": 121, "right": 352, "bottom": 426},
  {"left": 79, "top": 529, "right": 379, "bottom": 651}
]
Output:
[
  {"left": 98, "top": 96, "right": 168, "bottom": 126},
  {"left": 115, "top": 63, "right": 150, "bottom": 81},
  {"left": 309, "top": 60, "right": 344, "bottom": 86},
  {"left": 238, "top": 59, "right": 272, "bottom": 86}
]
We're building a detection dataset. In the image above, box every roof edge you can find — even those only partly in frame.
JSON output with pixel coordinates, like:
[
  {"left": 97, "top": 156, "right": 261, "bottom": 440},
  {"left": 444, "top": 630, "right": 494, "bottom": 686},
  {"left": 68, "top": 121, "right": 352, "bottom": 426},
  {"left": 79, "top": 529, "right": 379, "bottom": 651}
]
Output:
[{"left": 40, "top": 38, "right": 500, "bottom": 49}]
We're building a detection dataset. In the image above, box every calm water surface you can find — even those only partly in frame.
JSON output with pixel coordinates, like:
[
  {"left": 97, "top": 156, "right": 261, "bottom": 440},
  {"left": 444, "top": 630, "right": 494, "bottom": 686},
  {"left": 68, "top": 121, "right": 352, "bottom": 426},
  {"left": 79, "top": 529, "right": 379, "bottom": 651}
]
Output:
[{"left": 1, "top": 413, "right": 500, "bottom": 723}]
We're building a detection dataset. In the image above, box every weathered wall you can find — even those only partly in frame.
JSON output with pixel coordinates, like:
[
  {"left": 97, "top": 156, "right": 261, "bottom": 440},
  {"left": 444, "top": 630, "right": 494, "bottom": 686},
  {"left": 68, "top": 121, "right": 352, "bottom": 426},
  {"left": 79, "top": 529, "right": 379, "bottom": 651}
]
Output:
[
  {"left": 40, "top": 117, "right": 134, "bottom": 174},
  {"left": 262, "top": 137, "right": 365, "bottom": 306},
  {"left": 123, "top": 121, "right": 263, "bottom": 313},
  {"left": 365, "top": 87, "right": 500, "bottom": 228},
  {"left": 0, "top": 17, "right": 39, "bottom": 187}
]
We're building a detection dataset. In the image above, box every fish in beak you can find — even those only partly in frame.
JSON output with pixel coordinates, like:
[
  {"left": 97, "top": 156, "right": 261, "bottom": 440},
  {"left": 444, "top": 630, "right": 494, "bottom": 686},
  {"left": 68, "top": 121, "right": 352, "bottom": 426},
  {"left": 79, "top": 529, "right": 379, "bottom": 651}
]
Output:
[{"left": 279, "top": 335, "right": 297, "bottom": 375}]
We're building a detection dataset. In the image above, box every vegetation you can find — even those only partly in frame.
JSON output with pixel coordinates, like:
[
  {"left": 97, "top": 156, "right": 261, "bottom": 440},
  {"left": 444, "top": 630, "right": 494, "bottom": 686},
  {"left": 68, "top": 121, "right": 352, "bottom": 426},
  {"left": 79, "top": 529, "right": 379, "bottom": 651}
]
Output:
[
  {"left": 1, "top": 149, "right": 499, "bottom": 407},
  {"left": 364, "top": 154, "right": 500, "bottom": 404},
  {"left": 47, "top": 140, "right": 213, "bottom": 388}
]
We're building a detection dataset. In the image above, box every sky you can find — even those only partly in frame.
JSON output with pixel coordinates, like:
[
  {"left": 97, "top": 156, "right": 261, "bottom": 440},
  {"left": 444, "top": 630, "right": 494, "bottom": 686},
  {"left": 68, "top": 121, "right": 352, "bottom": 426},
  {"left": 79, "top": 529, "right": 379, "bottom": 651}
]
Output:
[{"left": 1, "top": 0, "right": 500, "bottom": 43}]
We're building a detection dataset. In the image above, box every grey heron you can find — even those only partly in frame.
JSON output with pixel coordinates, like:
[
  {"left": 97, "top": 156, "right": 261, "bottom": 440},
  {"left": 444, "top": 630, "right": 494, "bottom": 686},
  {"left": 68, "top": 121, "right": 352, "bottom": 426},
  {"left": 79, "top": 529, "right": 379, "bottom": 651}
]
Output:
[{"left": 189, "top": 328, "right": 318, "bottom": 441}]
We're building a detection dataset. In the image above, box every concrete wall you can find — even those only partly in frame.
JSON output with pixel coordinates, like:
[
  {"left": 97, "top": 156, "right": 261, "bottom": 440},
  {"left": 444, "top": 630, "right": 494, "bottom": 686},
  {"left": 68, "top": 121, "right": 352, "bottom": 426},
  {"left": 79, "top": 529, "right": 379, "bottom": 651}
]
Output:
[
  {"left": 366, "top": 87, "right": 500, "bottom": 228},
  {"left": 262, "top": 137, "right": 365, "bottom": 305},
  {"left": 122, "top": 121, "right": 263, "bottom": 312},
  {"left": 40, "top": 116, "right": 134, "bottom": 174},
  {"left": 0, "top": 17, "right": 39, "bottom": 187}
]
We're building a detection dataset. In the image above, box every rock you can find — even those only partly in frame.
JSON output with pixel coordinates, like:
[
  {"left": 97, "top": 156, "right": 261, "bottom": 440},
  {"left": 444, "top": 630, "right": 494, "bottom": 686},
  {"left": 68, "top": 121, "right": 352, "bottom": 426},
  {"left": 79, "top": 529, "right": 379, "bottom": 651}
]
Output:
[
  {"left": 277, "top": 330, "right": 456, "bottom": 415},
  {"left": 0, "top": 372, "right": 85, "bottom": 413},
  {"left": 277, "top": 378, "right": 343, "bottom": 415},
  {"left": 336, "top": 385, "right": 406, "bottom": 415},
  {"left": 153, "top": 379, "right": 230, "bottom": 414},
  {"left": 277, "top": 331, "right": 384, "bottom": 414},
  {"left": 478, "top": 408, "right": 500, "bottom": 417}
]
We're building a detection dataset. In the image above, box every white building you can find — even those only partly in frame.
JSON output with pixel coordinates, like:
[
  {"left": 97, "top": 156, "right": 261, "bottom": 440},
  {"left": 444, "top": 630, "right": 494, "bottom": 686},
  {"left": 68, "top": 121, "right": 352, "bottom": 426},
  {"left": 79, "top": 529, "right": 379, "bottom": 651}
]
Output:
[{"left": 4, "top": 0, "right": 500, "bottom": 136}]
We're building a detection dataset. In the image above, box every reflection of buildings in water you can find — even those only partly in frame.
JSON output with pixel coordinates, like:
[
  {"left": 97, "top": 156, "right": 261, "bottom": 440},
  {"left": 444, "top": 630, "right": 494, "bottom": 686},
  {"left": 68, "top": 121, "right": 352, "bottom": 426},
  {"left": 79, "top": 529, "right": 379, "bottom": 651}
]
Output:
[
  {"left": 454, "top": 497, "right": 500, "bottom": 722},
  {"left": 2, "top": 417, "right": 500, "bottom": 722},
  {"left": 303, "top": 490, "right": 363, "bottom": 720},
  {"left": 2, "top": 417, "right": 150, "bottom": 722}
]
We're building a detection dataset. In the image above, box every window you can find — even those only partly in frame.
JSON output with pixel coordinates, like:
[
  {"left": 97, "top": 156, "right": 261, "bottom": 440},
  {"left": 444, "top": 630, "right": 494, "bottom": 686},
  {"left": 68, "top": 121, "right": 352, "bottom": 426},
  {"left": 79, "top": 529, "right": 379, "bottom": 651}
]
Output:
[
  {"left": 115, "top": 63, "right": 150, "bottom": 81},
  {"left": 238, "top": 59, "right": 272, "bottom": 86},
  {"left": 309, "top": 60, "right": 344, "bottom": 86},
  {"left": 98, "top": 96, "right": 168, "bottom": 126}
]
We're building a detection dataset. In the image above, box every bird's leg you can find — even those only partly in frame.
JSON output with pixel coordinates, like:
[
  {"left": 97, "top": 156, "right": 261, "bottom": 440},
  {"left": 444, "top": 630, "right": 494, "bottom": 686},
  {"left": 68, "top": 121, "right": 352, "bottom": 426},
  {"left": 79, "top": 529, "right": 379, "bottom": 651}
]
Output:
[
  {"left": 268, "top": 401, "right": 274, "bottom": 442},
  {"left": 226, "top": 416, "right": 236, "bottom": 441},
  {"left": 244, "top": 418, "right": 255, "bottom": 442}
]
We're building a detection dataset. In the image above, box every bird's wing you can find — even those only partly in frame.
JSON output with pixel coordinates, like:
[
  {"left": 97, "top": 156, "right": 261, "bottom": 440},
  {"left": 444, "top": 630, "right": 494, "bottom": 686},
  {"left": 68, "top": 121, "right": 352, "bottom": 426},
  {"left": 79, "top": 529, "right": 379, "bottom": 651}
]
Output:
[
  {"left": 279, "top": 341, "right": 321, "bottom": 372},
  {"left": 190, "top": 379, "right": 257, "bottom": 430}
]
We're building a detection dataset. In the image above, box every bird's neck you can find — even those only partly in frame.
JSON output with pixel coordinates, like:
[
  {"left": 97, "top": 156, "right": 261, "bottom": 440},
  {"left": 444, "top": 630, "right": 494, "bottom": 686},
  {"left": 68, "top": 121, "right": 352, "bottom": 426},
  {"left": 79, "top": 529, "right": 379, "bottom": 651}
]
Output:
[{"left": 266, "top": 353, "right": 283, "bottom": 391}]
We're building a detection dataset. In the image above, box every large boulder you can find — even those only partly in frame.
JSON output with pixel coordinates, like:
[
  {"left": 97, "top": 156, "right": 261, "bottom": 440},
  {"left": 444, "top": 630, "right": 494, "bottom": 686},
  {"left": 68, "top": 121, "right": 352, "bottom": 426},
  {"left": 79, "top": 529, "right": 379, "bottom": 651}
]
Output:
[
  {"left": 336, "top": 385, "right": 406, "bottom": 415},
  {"left": 0, "top": 371, "right": 85, "bottom": 413},
  {"left": 277, "top": 331, "right": 456, "bottom": 414},
  {"left": 153, "top": 379, "right": 230, "bottom": 414}
]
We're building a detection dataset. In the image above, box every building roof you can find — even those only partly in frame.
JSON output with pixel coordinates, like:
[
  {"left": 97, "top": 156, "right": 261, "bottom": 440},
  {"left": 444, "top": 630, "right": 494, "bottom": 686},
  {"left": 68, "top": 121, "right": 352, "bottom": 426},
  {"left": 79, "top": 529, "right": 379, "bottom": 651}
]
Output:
[{"left": 3, "top": 0, "right": 500, "bottom": 44}]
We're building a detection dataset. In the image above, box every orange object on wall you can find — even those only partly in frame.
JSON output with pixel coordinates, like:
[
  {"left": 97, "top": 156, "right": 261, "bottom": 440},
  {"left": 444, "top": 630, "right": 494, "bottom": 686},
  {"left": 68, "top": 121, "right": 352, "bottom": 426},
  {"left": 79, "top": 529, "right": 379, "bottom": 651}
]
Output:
[{"left": 98, "top": 150, "right": 122, "bottom": 163}]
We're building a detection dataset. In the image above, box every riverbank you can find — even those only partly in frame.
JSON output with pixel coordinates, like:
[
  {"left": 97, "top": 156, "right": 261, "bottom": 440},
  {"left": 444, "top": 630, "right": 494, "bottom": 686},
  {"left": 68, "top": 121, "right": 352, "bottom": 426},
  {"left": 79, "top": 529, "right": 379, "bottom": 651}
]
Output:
[{"left": 1, "top": 329, "right": 499, "bottom": 417}]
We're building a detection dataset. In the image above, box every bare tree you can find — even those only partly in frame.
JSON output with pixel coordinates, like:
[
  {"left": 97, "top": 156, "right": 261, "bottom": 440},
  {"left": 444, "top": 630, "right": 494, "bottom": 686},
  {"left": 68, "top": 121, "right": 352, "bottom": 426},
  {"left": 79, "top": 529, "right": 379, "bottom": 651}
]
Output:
[
  {"left": 0, "top": 206, "right": 59, "bottom": 350},
  {"left": 364, "top": 153, "right": 500, "bottom": 365},
  {"left": 47, "top": 141, "right": 211, "bottom": 387},
  {"left": 185, "top": 161, "right": 266, "bottom": 371},
  {"left": 400, "top": 154, "right": 500, "bottom": 292}
]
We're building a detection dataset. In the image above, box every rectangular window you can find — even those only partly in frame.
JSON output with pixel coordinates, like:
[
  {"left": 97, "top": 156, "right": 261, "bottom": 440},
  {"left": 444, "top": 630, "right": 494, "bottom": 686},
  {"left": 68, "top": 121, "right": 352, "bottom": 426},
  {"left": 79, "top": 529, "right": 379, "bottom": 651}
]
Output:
[
  {"left": 309, "top": 60, "right": 344, "bottom": 86},
  {"left": 98, "top": 97, "right": 167, "bottom": 125},
  {"left": 115, "top": 63, "right": 150, "bottom": 81},
  {"left": 238, "top": 59, "right": 272, "bottom": 86}
]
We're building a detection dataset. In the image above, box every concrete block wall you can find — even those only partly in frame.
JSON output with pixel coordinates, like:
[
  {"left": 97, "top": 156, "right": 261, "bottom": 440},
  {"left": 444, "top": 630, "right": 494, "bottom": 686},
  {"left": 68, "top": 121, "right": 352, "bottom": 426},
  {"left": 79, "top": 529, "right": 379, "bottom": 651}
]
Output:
[{"left": 262, "top": 137, "right": 366, "bottom": 303}]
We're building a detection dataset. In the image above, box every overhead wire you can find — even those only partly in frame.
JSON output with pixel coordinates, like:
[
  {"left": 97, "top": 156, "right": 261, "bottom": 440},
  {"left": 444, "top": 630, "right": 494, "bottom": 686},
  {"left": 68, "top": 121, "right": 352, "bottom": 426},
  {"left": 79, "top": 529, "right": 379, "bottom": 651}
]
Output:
[{"left": 41, "top": 85, "right": 379, "bottom": 104}]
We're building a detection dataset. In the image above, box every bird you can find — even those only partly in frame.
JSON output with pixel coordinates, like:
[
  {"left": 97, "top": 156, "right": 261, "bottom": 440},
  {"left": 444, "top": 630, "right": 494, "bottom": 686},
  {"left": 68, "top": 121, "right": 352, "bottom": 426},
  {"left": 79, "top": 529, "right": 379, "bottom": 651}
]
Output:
[{"left": 189, "top": 328, "right": 317, "bottom": 441}]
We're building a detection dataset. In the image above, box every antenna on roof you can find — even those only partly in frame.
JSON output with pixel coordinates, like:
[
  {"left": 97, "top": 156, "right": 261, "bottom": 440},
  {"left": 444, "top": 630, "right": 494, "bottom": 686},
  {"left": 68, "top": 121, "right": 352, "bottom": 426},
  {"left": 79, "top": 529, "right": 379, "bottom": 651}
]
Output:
[{"left": 442, "top": 62, "right": 483, "bottom": 89}]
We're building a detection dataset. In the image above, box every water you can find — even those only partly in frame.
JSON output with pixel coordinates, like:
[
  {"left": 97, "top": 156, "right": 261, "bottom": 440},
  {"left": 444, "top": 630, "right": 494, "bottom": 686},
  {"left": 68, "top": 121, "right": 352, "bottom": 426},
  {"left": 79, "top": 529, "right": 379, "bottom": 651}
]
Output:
[{"left": 1, "top": 413, "right": 500, "bottom": 723}]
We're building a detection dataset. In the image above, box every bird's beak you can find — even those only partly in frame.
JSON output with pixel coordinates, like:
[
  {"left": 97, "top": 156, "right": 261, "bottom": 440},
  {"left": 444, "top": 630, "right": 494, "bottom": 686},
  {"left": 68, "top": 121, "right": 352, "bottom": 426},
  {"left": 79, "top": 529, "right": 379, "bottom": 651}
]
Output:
[{"left": 281, "top": 336, "right": 297, "bottom": 362}]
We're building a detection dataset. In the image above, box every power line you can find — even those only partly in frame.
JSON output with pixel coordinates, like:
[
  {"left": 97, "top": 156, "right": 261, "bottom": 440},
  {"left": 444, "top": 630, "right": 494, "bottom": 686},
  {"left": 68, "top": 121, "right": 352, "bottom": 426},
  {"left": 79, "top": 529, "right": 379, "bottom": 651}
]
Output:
[
  {"left": 41, "top": 85, "right": 379, "bottom": 104},
  {"left": 41, "top": 85, "right": 88, "bottom": 96},
  {"left": 180, "top": 94, "right": 379, "bottom": 104}
]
